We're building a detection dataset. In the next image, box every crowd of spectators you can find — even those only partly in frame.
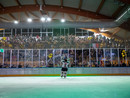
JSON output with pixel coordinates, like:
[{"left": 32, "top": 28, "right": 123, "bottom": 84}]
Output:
[{"left": 0, "top": 34, "right": 129, "bottom": 49}]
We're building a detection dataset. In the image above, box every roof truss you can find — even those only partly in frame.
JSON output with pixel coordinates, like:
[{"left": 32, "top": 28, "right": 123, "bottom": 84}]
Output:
[{"left": 0, "top": 5, "right": 111, "bottom": 20}]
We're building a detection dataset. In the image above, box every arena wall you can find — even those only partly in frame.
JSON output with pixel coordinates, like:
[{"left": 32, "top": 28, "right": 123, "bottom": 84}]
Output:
[{"left": 0, "top": 67, "right": 130, "bottom": 76}]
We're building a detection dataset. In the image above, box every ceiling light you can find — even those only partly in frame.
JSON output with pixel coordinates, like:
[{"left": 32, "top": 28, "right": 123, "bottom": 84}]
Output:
[
  {"left": 27, "top": 18, "right": 32, "bottom": 22},
  {"left": 47, "top": 17, "right": 51, "bottom": 22},
  {"left": 41, "top": 17, "right": 46, "bottom": 22},
  {"left": 14, "top": 20, "right": 19, "bottom": 24},
  {"left": 61, "top": 19, "right": 65, "bottom": 23}
]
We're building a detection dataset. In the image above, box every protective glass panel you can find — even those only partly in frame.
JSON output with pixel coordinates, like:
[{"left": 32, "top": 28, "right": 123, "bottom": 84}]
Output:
[
  {"left": 98, "top": 49, "right": 104, "bottom": 67},
  {"left": 25, "top": 50, "right": 32, "bottom": 68},
  {"left": 105, "top": 49, "right": 111, "bottom": 67},
  {"left": 69, "top": 49, "right": 75, "bottom": 67},
  {"left": 112, "top": 49, "right": 118, "bottom": 67},
  {"left": 127, "top": 49, "right": 130, "bottom": 67},
  {"left": 119, "top": 49, "right": 127, "bottom": 67},
  {"left": 90, "top": 49, "right": 96, "bottom": 67},
  {"left": 40, "top": 50, "right": 46, "bottom": 67},
  {"left": 0, "top": 51, "right": 3, "bottom": 68},
  {"left": 33, "top": 50, "right": 39, "bottom": 68},
  {"left": 11, "top": 50, "right": 18, "bottom": 68},
  {"left": 76, "top": 50, "right": 82, "bottom": 67},
  {"left": 47, "top": 50, "right": 53, "bottom": 67},
  {"left": 4, "top": 50, "right": 10, "bottom": 68},
  {"left": 54, "top": 49, "right": 61, "bottom": 67},
  {"left": 83, "top": 49, "right": 89, "bottom": 67}
]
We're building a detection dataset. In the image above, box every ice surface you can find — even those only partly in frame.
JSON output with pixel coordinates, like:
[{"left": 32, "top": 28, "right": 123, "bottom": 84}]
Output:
[{"left": 0, "top": 76, "right": 130, "bottom": 98}]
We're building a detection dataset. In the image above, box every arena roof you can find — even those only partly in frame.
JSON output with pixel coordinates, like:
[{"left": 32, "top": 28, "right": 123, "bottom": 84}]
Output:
[{"left": 0, "top": 0, "right": 130, "bottom": 40}]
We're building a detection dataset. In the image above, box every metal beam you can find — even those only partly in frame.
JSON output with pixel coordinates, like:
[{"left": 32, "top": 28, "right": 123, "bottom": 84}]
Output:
[
  {"left": 60, "top": 0, "right": 63, "bottom": 8},
  {"left": 75, "top": 15, "right": 79, "bottom": 21},
  {"left": 112, "top": 5, "right": 125, "bottom": 18},
  {"left": 96, "top": 0, "right": 105, "bottom": 13},
  {"left": 80, "top": 28, "right": 123, "bottom": 40},
  {"left": 78, "top": 0, "right": 83, "bottom": 10},
  {"left": 52, "top": 12, "right": 58, "bottom": 19},
  {"left": 0, "top": 3, "right": 4, "bottom": 9},
  {"left": 67, "top": 14, "right": 74, "bottom": 21},
  {"left": 42, "top": 0, "right": 46, "bottom": 6},
  {"left": 34, "top": 0, "right": 38, "bottom": 5},
  {"left": 111, "top": 28, "right": 121, "bottom": 37},
  {"left": 0, "top": 16, "right": 10, "bottom": 22},
  {"left": 15, "top": 0, "right": 22, "bottom": 6},
  {"left": 8, "top": 13, "right": 17, "bottom": 20},
  {"left": 28, "top": 11, "right": 39, "bottom": 18},
  {"left": 0, "top": 5, "right": 111, "bottom": 19},
  {"left": 118, "top": 0, "right": 130, "bottom": 5},
  {"left": 24, "top": 11, "right": 29, "bottom": 18}
]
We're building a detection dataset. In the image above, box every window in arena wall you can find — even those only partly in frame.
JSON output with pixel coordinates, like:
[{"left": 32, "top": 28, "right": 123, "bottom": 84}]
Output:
[
  {"left": 16, "top": 29, "right": 21, "bottom": 36},
  {"left": 53, "top": 28, "right": 60, "bottom": 36},
  {"left": 83, "top": 30, "right": 88, "bottom": 36},
  {"left": 12, "top": 29, "right": 15, "bottom": 36},
  {"left": 47, "top": 28, "right": 53, "bottom": 32},
  {"left": 0, "top": 30, "right": 3, "bottom": 37},
  {"left": 69, "top": 28, "right": 75, "bottom": 35},
  {"left": 5, "top": 29, "right": 11, "bottom": 37},
  {"left": 65, "top": 28, "right": 69, "bottom": 36},
  {"left": 22, "top": 29, "right": 28, "bottom": 36},
  {"left": 61, "top": 29, "right": 64, "bottom": 36}
]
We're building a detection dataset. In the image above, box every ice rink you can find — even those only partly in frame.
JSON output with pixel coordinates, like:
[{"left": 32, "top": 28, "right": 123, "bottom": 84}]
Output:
[{"left": 0, "top": 76, "right": 130, "bottom": 98}]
